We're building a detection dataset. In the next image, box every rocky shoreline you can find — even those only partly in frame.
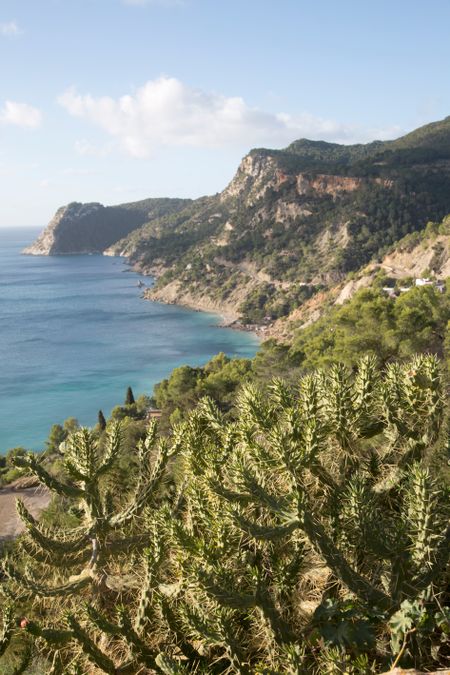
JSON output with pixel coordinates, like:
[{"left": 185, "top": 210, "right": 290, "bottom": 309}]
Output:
[{"left": 126, "top": 261, "right": 267, "bottom": 339}]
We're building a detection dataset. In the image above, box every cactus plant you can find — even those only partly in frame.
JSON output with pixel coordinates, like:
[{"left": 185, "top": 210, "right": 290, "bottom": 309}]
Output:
[
  {"left": 2, "top": 420, "right": 179, "bottom": 672},
  {"left": 161, "top": 354, "right": 449, "bottom": 672}
]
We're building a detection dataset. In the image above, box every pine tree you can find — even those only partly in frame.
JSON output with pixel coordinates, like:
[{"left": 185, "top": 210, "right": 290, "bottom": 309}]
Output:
[
  {"left": 97, "top": 410, "right": 106, "bottom": 431},
  {"left": 125, "top": 386, "right": 135, "bottom": 406}
]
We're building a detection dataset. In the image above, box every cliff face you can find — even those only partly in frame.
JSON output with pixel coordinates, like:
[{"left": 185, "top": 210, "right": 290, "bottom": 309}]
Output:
[
  {"left": 221, "top": 153, "right": 389, "bottom": 203},
  {"left": 24, "top": 198, "right": 191, "bottom": 255}
]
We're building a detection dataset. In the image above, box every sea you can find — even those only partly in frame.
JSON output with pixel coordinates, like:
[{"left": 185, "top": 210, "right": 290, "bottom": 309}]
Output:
[{"left": 0, "top": 228, "right": 259, "bottom": 452}]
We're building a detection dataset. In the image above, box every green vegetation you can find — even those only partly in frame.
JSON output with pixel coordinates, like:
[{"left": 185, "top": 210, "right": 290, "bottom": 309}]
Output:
[
  {"left": 0, "top": 447, "right": 27, "bottom": 485},
  {"left": 240, "top": 283, "right": 319, "bottom": 323},
  {"left": 98, "top": 410, "right": 107, "bottom": 432},
  {"left": 110, "top": 392, "right": 152, "bottom": 422},
  {"left": 148, "top": 282, "right": 450, "bottom": 426},
  {"left": 154, "top": 353, "right": 253, "bottom": 426},
  {"left": 0, "top": 355, "right": 448, "bottom": 672},
  {"left": 46, "top": 417, "right": 80, "bottom": 453},
  {"left": 382, "top": 214, "right": 450, "bottom": 269},
  {"left": 290, "top": 282, "right": 450, "bottom": 370},
  {"left": 27, "top": 197, "right": 192, "bottom": 255}
]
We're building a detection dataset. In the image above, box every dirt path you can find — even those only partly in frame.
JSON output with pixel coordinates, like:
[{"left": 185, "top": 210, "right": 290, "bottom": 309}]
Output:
[{"left": 0, "top": 486, "right": 50, "bottom": 542}]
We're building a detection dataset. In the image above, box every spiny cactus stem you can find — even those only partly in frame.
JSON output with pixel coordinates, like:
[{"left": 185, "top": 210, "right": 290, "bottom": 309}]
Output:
[
  {"left": 302, "top": 508, "right": 391, "bottom": 610},
  {"left": 0, "top": 604, "right": 14, "bottom": 657},
  {"left": 117, "top": 608, "right": 157, "bottom": 669},
  {"left": 13, "top": 455, "right": 84, "bottom": 498},
  {"left": 3, "top": 563, "right": 92, "bottom": 598},
  {"left": 25, "top": 620, "right": 73, "bottom": 646},
  {"left": 66, "top": 614, "right": 117, "bottom": 675}
]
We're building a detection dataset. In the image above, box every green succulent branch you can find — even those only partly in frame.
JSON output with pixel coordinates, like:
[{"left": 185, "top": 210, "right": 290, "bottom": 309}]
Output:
[
  {"left": 12, "top": 454, "right": 84, "bottom": 498},
  {"left": 65, "top": 614, "right": 117, "bottom": 675}
]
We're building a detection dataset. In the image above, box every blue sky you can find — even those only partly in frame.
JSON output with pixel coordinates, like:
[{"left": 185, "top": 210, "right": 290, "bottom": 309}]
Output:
[{"left": 1, "top": 0, "right": 450, "bottom": 227}]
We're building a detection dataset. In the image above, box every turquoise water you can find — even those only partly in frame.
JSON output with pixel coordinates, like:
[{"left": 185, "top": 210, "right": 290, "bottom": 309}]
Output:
[{"left": 0, "top": 228, "right": 259, "bottom": 452}]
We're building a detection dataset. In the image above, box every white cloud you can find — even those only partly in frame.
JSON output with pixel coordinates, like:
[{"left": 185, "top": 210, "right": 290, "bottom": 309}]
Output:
[
  {"left": 0, "top": 21, "right": 22, "bottom": 36},
  {"left": 0, "top": 100, "right": 42, "bottom": 128},
  {"left": 58, "top": 77, "right": 400, "bottom": 158}
]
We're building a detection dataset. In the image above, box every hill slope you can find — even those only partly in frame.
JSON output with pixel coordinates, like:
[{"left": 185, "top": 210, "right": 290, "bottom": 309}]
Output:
[
  {"left": 268, "top": 216, "right": 450, "bottom": 341},
  {"left": 25, "top": 117, "right": 450, "bottom": 323}
]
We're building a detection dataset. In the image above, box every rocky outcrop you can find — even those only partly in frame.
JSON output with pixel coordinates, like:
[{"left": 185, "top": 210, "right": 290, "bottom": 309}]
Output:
[
  {"left": 297, "top": 172, "right": 361, "bottom": 196},
  {"left": 23, "top": 201, "right": 148, "bottom": 255},
  {"left": 381, "top": 233, "right": 450, "bottom": 279},
  {"left": 24, "top": 202, "right": 103, "bottom": 254},
  {"left": 23, "top": 198, "right": 190, "bottom": 256},
  {"left": 220, "top": 153, "right": 279, "bottom": 203},
  {"left": 145, "top": 280, "right": 241, "bottom": 324},
  {"left": 145, "top": 270, "right": 270, "bottom": 331},
  {"left": 221, "top": 150, "right": 393, "bottom": 208}
]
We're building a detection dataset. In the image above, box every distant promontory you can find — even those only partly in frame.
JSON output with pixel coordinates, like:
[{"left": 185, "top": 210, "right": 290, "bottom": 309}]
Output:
[{"left": 23, "top": 198, "right": 190, "bottom": 255}]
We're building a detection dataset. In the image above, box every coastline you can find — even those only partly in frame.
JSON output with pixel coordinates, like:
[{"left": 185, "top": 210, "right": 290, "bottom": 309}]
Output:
[
  {"left": 23, "top": 241, "right": 269, "bottom": 340},
  {"left": 122, "top": 257, "right": 267, "bottom": 340},
  {"left": 147, "top": 290, "right": 266, "bottom": 340}
]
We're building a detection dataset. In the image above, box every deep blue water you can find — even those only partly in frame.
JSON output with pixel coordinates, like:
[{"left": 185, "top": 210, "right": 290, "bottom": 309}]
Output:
[{"left": 0, "top": 228, "right": 259, "bottom": 451}]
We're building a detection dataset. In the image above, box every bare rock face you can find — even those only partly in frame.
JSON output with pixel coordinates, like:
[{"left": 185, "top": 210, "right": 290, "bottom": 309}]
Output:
[
  {"left": 297, "top": 173, "right": 363, "bottom": 196},
  {"left": 221, "top": 150, "right": 394, "bottom": 216},
  {"left": 221, "top": 153, "right": 279, "bottom": 203},
  {"left": 381, "top": 233, "right": 450, "bottom": 279}
]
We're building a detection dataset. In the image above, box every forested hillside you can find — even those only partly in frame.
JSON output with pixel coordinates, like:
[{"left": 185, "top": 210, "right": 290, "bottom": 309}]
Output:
[
  {"left": 24, "top": 198, "right": 191, "bottom": 255},
  {"left": 111, "top": 116, "right": 450, "bottom": 323}
]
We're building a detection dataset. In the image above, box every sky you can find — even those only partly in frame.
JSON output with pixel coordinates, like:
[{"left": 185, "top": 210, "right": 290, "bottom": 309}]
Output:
[{"left": 1, "top": 0, "right": 450, "bottom": 228}]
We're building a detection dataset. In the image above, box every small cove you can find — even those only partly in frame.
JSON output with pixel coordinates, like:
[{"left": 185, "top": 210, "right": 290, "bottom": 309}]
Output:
[{"left": 0, "top": 228, "right": 259, "bottom": 451}]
